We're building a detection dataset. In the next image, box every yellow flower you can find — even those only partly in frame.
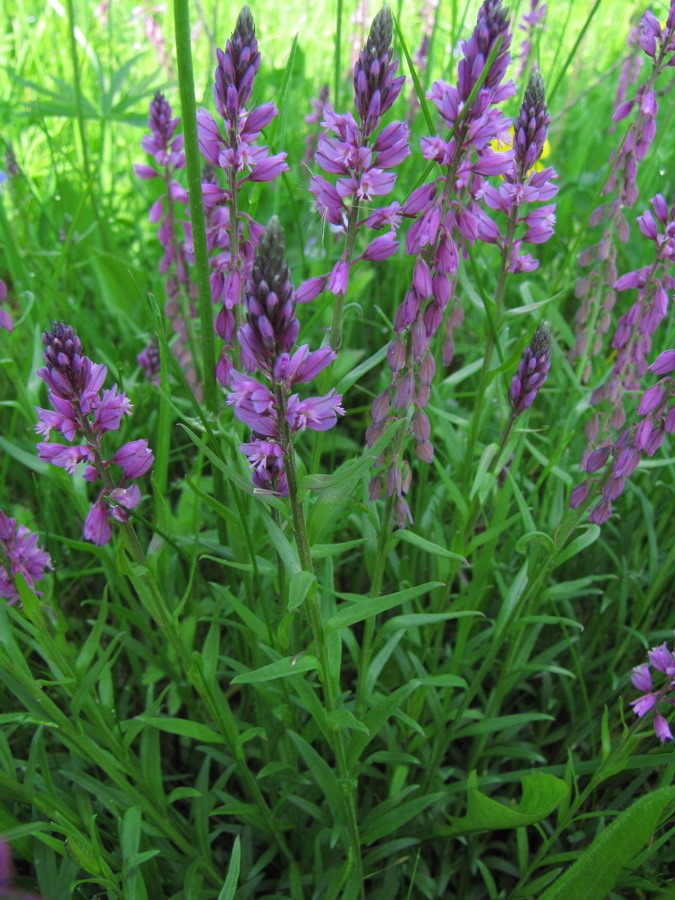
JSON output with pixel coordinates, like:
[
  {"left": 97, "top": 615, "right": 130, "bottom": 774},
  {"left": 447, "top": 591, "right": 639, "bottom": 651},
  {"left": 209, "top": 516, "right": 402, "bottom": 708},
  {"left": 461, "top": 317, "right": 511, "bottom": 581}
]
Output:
[{"left": 491, "top": 126, "right": 551, "bottom": 171}]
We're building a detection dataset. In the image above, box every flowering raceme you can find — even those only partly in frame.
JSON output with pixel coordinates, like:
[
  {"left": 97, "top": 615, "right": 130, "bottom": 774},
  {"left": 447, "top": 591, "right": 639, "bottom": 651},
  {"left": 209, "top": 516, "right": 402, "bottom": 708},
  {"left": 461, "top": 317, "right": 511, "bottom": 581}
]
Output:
[
  {"left": 478, "top": 70, "right": 557, "bottom": 273},
  {"left": 0, "top": 511, "right": 52, "bottom": 604},
  {"left": 35, "top": 323, "right": 154, "bottom": 545},
  {"left": 368, "top": 0, "right": 518, "bottom": 524},
  {"left": 196, "top": 5, "right": 288, "bottom": 376},
  {"left": 135, "top": 92, "right": 200, "bottom": 394},
  {"left": 307, "top": 4, "right": 409, "bottom": 349},
  {"left": 583, "top": 192, "right": 674, "bottom": 456},
  {"left": 227, "top": 219, "right": 344, "bottom": 493},
  {"left": 573, "top": 4, "right": 675, "bottom": 378},
  {"left": 571, "top": 348, "right": 675, "bottom": 524},
  {"left": 509, "top": 323, "right": 552, "bottom": 416}
]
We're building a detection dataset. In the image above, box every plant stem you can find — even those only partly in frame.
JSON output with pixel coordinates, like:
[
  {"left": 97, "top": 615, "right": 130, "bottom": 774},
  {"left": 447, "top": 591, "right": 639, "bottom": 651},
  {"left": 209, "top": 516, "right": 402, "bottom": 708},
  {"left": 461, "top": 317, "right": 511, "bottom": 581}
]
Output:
[
  {"left": 173, "top": 0, "right": 218, "bottom": 415},
  {"left": 274, "top": 381, "right": 365, "bottom": 898}
]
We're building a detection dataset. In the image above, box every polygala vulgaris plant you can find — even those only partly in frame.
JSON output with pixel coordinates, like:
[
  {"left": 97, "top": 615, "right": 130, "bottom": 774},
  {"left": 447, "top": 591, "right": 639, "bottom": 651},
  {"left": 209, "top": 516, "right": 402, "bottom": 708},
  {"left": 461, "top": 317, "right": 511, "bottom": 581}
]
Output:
[{"left": 35, "top": 323, "right": 154, "bottom": 545}]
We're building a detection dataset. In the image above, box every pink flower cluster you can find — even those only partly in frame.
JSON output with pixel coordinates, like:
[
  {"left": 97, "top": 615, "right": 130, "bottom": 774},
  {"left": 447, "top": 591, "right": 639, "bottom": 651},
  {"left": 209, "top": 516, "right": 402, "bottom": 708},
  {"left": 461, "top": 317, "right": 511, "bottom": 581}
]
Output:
[
  {"left": 228, "top": 218, "right": 344, "bottom": 494},
  {"left": 195, "top": 7, "right": 288, "bottom": 365},
  {"left": 572, "top": 349, "right": 675, "bottom": 524},
  {"left": 35, "top": 324, "right": 154, "bottom": 545},
  {"left": 586, "top": 193, "right": 674, "bottom": 445},
  {"left": 573, "top": 5, "right": 675, "bottom": 374},
  {"left": 0, "top": 510, "right": 52, "bottom": 604},
  {"left": 630, "top": 641, "right": 675, "bottom": 741},
  {"left": 308, "top": 6, "right": 409, "bottom": 301},
  {"left": 135, "top": 92, "right": 200, "bottom": 395}
]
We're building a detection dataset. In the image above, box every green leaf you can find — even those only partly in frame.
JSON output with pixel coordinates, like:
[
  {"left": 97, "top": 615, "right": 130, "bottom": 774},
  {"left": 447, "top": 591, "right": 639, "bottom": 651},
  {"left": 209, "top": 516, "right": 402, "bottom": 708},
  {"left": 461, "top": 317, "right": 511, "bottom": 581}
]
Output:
[
  {"left": 287, "top": 570, "right": 316, "bottom": 611},
  {"left": 438, "top": 771, "right": 569, "bottom": 837},
  {"left": 552, "top": 525, "right": 601, "bottom": 568},
  {"left": 217, "top": 836, "right": 241, "bottom": 900},
  {"left": 326, "top": 582, "right": 443, "bottom": 631},
  {"left": 538, "top": 786, "right": 675, "bottom": 900},
  {"left": 362, "top": 791, "right": 446, "bottom": 843},
  {"left": 389, "top": 530, "right": 468, "bottom": 563},
  {"left": 326, "top": 709, "right": 370, "bottom": 735},
  {"left": 381, "top": 611, "right": 481, "bottom": 633},
  {"left": 230, "top": 654, "right": 320, "bottom": 684},
  {"left": 135, "top": 716, "right": 223, "bottom": 744}
]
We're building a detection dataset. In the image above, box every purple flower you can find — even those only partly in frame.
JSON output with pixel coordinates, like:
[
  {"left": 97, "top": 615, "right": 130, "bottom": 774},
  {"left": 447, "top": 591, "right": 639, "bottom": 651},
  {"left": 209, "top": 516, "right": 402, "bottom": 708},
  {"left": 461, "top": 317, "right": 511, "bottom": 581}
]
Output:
[
  {"left": 649, "top": 349, "right": 675, "bottom": 374},
  {"left": 306, "top": 6, "right": 409, "bottom": 326},
  {"left": 0, "top": 510, "right": 52, "bottom": 604},
  {"left": 352, "top": 5, "right": 405, "bottom": 136},
  {"left": 0, "top": 279, "right": 13, "bottom": 332},
  {"left": 630, "top": 641, "right": 675, "bottom": 741},
  {"left": 228, "top": 219, "right": 345, "bottom": 494},
  {"left": 195, "top": 7, "right": 288, "bottom": 372},
  {"left": 509, "top": 323, "right": 552, "bottom": 415},
  {"left": 35, "top": 323, "right": 153, "bottom": 545}
]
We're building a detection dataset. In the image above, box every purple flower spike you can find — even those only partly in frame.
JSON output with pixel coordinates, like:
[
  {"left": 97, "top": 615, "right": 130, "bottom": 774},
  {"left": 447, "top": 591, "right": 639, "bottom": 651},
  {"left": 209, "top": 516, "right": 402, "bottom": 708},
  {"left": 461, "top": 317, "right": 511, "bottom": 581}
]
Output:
[
  {"left": 509, "top": 323, "right": 552, "bottom": 415},
  {"left": 513, "top": 70, "right": 550, "bottom": 174},
  {"left": 238, "top": 217, "right": 299, "bottom": 376},
  {"left": 215, "top": 7, "right": 260, "bottom": 122},
  {"left": 194, "top": 6, "right": 288, "bottom": 376},
  {"left": 629, "top": 640, "right": 675, "bottom": 741},
  {"left": 229, "top": 219, "right": 345, "bottom": 494},
  {"left": 353, "top": 5, "right": 405, "bottom": 136},
  {"left": 0, "top": 510, "right": 53, "bottom": 604},
  {"left": 35, "top": 323, "right": 153, "bottom": 545}
]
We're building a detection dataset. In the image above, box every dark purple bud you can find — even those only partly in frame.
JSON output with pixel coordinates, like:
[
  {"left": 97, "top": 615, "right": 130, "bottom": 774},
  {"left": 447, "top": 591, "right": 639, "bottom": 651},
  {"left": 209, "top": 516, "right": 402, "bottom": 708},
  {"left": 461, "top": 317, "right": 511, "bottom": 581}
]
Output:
[
  {"left": 457, "top": 0, "right": 512, "bottom": 102},
  {"left": 584, "top": 445, "right": 611, "bottom": 473},
  {"left": 601, "top": 475, "right": 625, "bottom": 501},
  {"left": 649, "top": 350, "right": 675, "bottom": 375},
  {"left": 415, "top": 439, "right": 434, "bottom": 463},
  {"left": 215, "top": 7, "right": 260, "bottom": 123},
  {"left": 387, "top": 337, "right": 406, "bottom": 374},
  {"left": 588, "top": 499, "right": 612, "bottom": 525},
  {"left": 241, "top": 216, "right": 298, "bottom": 375},
  {"left": 371, "top": 389, "right": 391, "bottom": 422},
  {"left": 394, "top": 374, "right": 415, "bottom": 409},
  {"left": 412, "top": 408, "right": 431, "bottom": 442}
]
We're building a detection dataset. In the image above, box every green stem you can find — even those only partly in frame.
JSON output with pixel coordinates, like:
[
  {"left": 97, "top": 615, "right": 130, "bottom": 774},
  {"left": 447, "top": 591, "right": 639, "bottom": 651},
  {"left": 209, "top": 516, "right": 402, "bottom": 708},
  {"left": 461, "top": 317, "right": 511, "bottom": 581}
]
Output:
[
  {"left": 355, "top": 490, "right": 396, "bottom": 716},
  {"left": 329, "top": 200, "right": 361, "bottom": 354},
  {"left": 173, "top": 0, "right": 228, "bottom": 544},
  {"left": 173, "top": 0, "right": 218, "bottom": 415},
  {"left": 274, "top": 381, "right": 365, "bottom": 898},
  {"left": 462, "top": 206, "right": 518, "bottom": 491}
]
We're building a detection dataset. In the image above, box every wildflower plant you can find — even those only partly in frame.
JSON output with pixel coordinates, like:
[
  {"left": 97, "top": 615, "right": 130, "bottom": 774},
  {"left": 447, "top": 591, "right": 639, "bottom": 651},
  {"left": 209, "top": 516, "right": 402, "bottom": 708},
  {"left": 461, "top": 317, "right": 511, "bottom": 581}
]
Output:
[
  {"left": 3, "top": 1, "right": 675, "bottom": 898},
  {"left": 0, "top": 511, "right": 52, "bottom": 603},
  {"left": 35, "top": 323, "right": 154, "bottom": 545}
]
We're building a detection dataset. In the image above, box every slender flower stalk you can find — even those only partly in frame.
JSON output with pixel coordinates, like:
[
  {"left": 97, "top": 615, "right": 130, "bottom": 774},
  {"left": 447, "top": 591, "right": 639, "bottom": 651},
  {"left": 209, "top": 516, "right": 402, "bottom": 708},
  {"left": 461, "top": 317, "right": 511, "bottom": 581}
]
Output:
[
  {"left": 0, "top": 511, "right": 52, "bottom": 604},
  {"left": 225, "top": 218, "right": 362, "bottom": 894},
  {"left": 35, "top": 323, "right": 154, "bottom": 545}
]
